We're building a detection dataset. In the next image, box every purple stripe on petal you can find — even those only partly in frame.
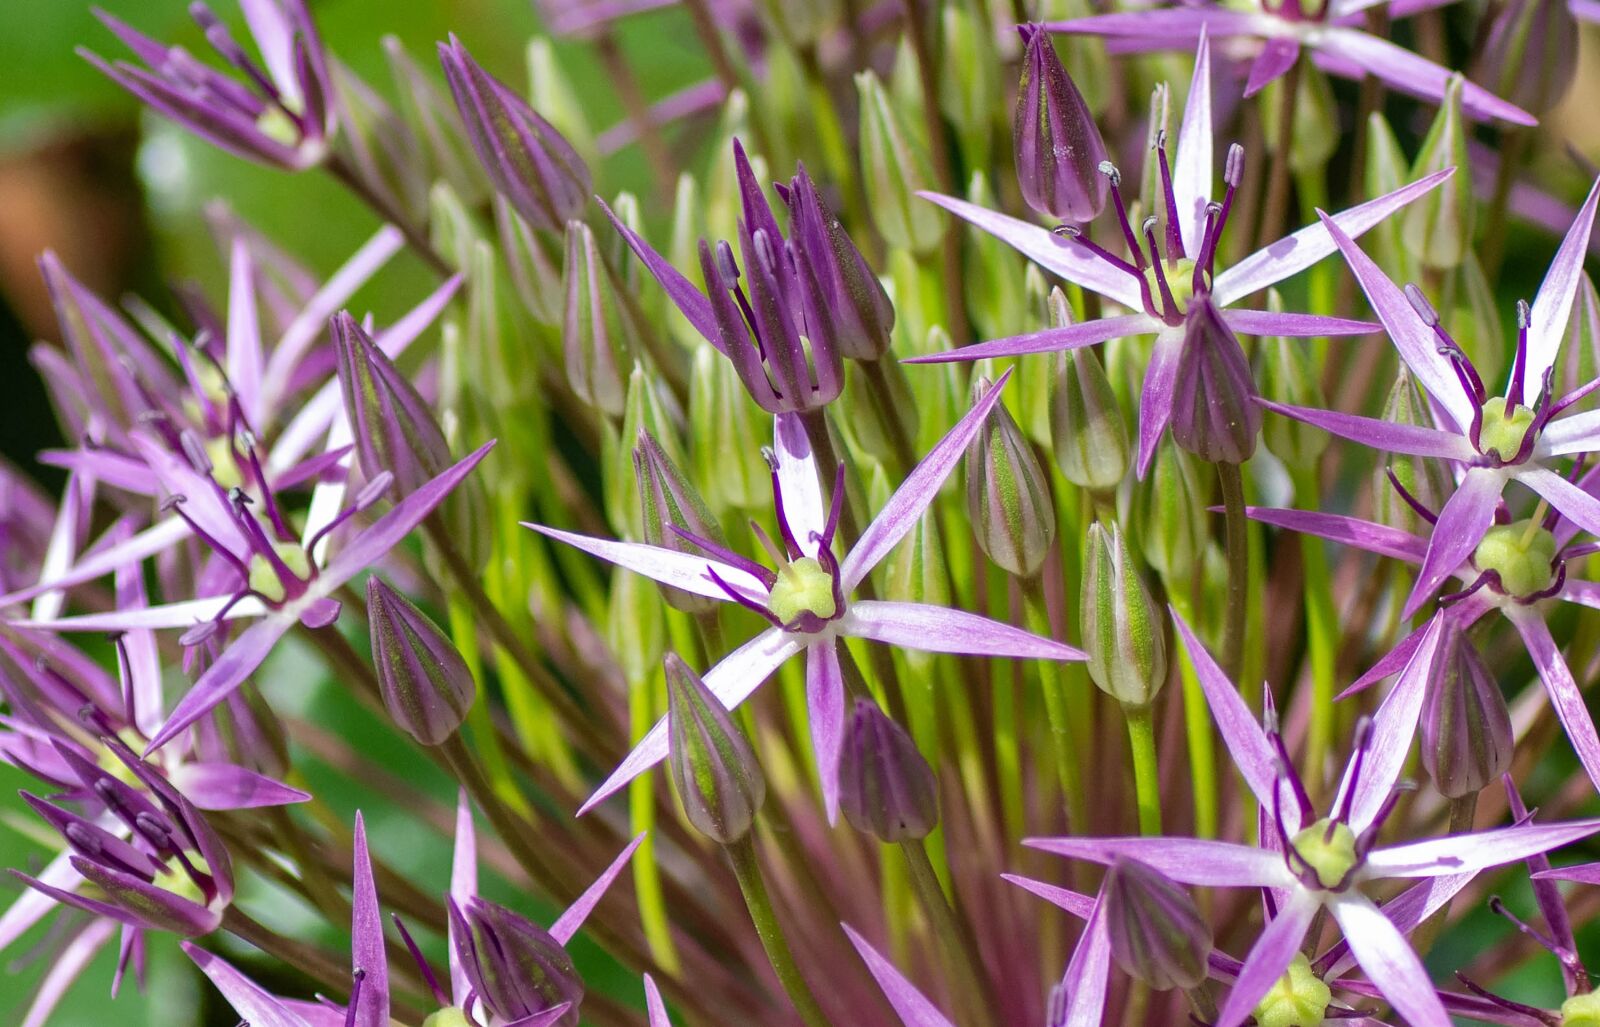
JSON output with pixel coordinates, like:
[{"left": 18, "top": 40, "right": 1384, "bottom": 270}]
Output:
[
  {"left": 1538, "top": 409, "right": 1600, "bottom": 457},
  {"left": 145, "top": 613, "right": 294, "bottom": 752},
  {"left": 1136, "top": 327, "right": 1183, "bottom": 479},
  {"left": 351, "top": 813, "right": 389, "bottom": 1027},
  {"left": 773, "top": 412, "right": 827, "bottom": 553},
  {"left": 599, "top": 197, "right": 719, "bottom": 346},
  {"left": 1533, "top": 861, "right": 1600, "bottom": 885},
  {"left": 1219, "top": 309, "right": 1378, "bottom": 337},
  {"left": 524, "top": 525, "right": 767, "bottom": 603},
  {"left": 182, "top": 942, "right": 308, "bottom": 1027},
  {"left": 1256, "top": 399, "right": 1472, "bottom": 459},
  {"left": 1510, "top": 610, "right": 1600, "bottom": 792},
  {"left": 844, "top": 600, "right": 1082, "bottom": 660},
  {"left": 1024, "top": 836, "right": 1289, "bottom": 888},
  {"left": 807, "top": 642, "right": 847, "bottom": 824},
  {"left": 1001, "top": 873, "right": 1097, "bottom": 919},
  {"left": 1173, "top": 27, "right": 1214, "bottom": 255},
  {"left": 168, "top": 763, "right": 312, "bottom": 809},
  {"left": 1343, "top": 615, "right": 1442, "bottom": 833},
  {"left": 1368, "top": 819, "right": 1600, "bottom": 877},
  {"left": 1214, "top": 891, "right": 1318, "bottom": 1027},
  {"left": 1245, "top": 506, "right": 1428, "bottom": 563},
  {"left": 1171, "top": 610, "right": 1279, "bottom": 813},
  {"left": 1524, "top": 177, "right": 1600, "bottom": 400},
  {"left": 1516, "top": 465, "right": 1600, "bottom": 541},
  {"left": 1315, "top": 28, "right": 1536, "bottom": 125},
  {"left": 1057, "top": 895, "right": 1111, "bottom": 1027},
  {"left": 1244, "top": 37, "right": 1300, "bottom": 98}
]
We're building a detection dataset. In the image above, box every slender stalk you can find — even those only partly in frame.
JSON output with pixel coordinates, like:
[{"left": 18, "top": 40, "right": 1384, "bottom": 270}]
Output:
[
  {"left": 1217, "top": 461, "right": 1250, "bottom": 680},
  {"left": 1257, "top": 57, "right": 1302, "bottom": 251},
  {"left": 629, "top": 666, "right": 681, "bottom": 973},
  {"left": 724, "top": 834, "right": 830, "bottom": 1027},
  {"left": 325, "top": 155, "right": 452, "bottom": 277},
  {"left": 1293, "top": 465, "right": 1339, "bottom": 797},
  {"left": 1022, "top": 582, "right": 1086, "bottom": 834},
  {"left": 858, "top": 357, "right": 921, "bottom": 477},
  {"left": 900, "top": 838, "right": 993, "bottom": 1027},
  {"left": 1124, "top": 704, "right": 1163, "bottom": 835},
  {"left": 1411, "top": 792, "right": 1480, "bottom": 957},
  {"left": 221, "top": 907, "right": 361, "bottom": 1000},
  {"left": 797, "top": 407, "right": 864, "bottom": 546}
]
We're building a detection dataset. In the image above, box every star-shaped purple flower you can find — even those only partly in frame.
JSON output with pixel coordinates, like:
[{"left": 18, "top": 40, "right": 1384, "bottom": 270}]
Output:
[{"left": 528, "top": 373, "right": 1081, "bottom": 820}]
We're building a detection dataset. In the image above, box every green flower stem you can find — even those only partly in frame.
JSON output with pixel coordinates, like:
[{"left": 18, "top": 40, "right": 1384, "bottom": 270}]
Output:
[
  {"left": 1217, "top": 460, "right": 1250, "bottom": 680},
  {"left": 630, "top": 664, "right": 681, "bottom": 974},
  {"left": 1412, "top": 792, "right": 1479, "bottom": 957},
  {"left": 1292, "top": 465, "right": 1340, "bottom": 797},
  {"left": 450, "top": 595, "right": 539, "bottom": 813},
  {"left": 1022, "top": 582, "right": 1086, "bottom": 834},
  {"left": 1168, "top": 587, "right": 1220, "bottom": 840},
  {"left": 858, "top": 356, "right": 921, "bottom": 476},
  {"left": 900, "top": 837, "right": 993, "bottom": 1027},
  {"left": 1257, "top": 54, "right": 1302, "bottom": 249},
  {"left": 1124, "top": 703, "right": 1163, "bottom": 836},
  {"left": 324, "top": 154, "right": 452, "bottom": 278},
  {"left": 724, "top": 834, "right": 831, "bottom": 1027}
]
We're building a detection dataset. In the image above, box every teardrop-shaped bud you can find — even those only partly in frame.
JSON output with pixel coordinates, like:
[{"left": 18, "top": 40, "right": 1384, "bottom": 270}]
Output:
[
  {"left": 1050, "top": 293, "right": 1129, "bottom": 491},
  {"left": 367, "top": 576, "right": 476, "bottom": 745},
  {"left": 1402, "top": 75, "right": 1473, "bottom": 273},
  {"left": 562, "top": 219, "right": 636, "bottom": 417},
  {"left": 1371, "top": 369, "right": 1454, "bottom": 533},
  {"left": 1256, "top": 291, "right": 1329, "bottom": 468},
  {"left": 838, "top": 699, "right": 939, "bottom": 842},
  {"left": 965, "top": 377, "right": 1057, "bottom": 577},
  {"left": 1475, "top": 0, "right": 1578, "bottom": 116},
  {"left": 1169, "top": 297, "right": 1260, "bottom": 465},
  {"left": 1140, "top": 444, "right": 1210, "bottom": 585},
  {"left": 665, "top": 653, "right": 765, "bottom": 844},
  {"left": 855, "top": 70, "right": 944, "bottom": 255},
  {"left": 689, "top": 345, "right": 769, "bottom": 513},
  {"left": 1102, "top": 857, "right": 1212, "bottom": 991},
  {"left": 1013, "top": 25, "right": 1108, "bottom": 223},
  {"left": 438, "top": 35, "right": 590, "bottom": 232},
  {"left": 384, "top": 36, "right": 488, "bottom": 207},
  {"left": 1082, "top": 523, "right": 1167, "bottom": 708},
  {"left": 1421, "top": 620, "right": 1513, "bottom": 798},
  {"left": 451, "top": 897, "right": 583, "bottom": 1025},
  {"left": 782, "top": 163, "right": 895, "bottom": 362},
  {"left": 635, "top": 429, "right": 728, "bottom": 615}
]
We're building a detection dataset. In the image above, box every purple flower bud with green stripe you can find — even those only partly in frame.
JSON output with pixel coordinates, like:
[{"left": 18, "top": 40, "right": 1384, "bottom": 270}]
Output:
[
  {"left": 838, "top": 699, "right": 938, "bottom": 843},
  {"left": 1013, "top": 25, "right": 1108, "bottom": 224},
  {"left": 367, "top": 576, "right": 476, "bottom": 746},
  {"left": 665, "top": 652, "right": 765, "bottom": 844},
  {"left": 965, "top": 376, "right": 1056, "bottom": 578},
  {"left": 1421, "top": 619, "right": 1513, "bottom": 798},
  {"left": 1102, "top": 857, "right": 1213, "bottom": 991}
]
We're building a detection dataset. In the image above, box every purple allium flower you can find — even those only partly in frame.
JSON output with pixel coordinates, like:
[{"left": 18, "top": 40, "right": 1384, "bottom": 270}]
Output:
[
  {"left": 81, "top": 0, "right": 337, "bottom": 170},
  {"left": 1261, "top": 179, "right": 1600, "bottom": 618},
  {"left": 1045, "top": 0, "right": 1535, "bottom": 124},
  {"left": 529, "top": 374, "right": 1081, "bottom": 820},
  {"left": 1027, "top": 613, "right": 1600, "bottom": 1027},
  {"left": 911, "top": 32, "right": 1445, "bottom": 476}
]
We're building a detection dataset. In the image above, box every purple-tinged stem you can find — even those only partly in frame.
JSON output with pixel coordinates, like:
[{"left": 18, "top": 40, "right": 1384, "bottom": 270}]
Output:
[{"left": 1217, "top": 461, "right": 1249, "bottom": 680}]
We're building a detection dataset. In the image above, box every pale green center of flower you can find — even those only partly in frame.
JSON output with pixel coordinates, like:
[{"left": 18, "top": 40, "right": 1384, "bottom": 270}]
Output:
[
  {"left": 248, "top": 542, "right": 312, "bottom": 603},
  {"left": 1478, "top": 396, "right": 1536, "bottom": 462},
  {"left": 1142, "top": 258, "right": 1197, "bottom": 315},
  {"left": 423, "top": 1009, "right": 474, "bottom": 1027},
  {"left": 203, "top": 436, "right": 244, "bottom": 492},
  {"left": 1290, "top": 818, "right": 1359, "bottom": 890},
  {"left": 257, "top": 106, "right": 301, "bottom": 147},
  {"left": 1563, "top": 991, "right": 1600, "bottom": 1027},
  {"left": 1473, "top": 520, "right": 1558, "bottom": 598},
  {"left": 96, "top": 731, "right": 154, "bottom": 786},
  {"left": 1254, "top": 954, "right": 1332, "bottom": 1027},
  {"left": 766, "top": 557, "right": 838, "bottom": 625}
]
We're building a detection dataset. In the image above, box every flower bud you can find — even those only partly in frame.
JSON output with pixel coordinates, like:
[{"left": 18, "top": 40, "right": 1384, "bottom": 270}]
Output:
[
  {"left": 1013, "top": 25, "right": 1108, "bottom": 223},
  {"left": 450, "top": 897, "right": 583, "bottom": 1025},
  {"left": 563, "top": 219, "right": 637, "bottom": 417},
  {"left": 1371, "top": 369, "right": 1453, "bottom": 533},
  {"left": 384, "top": 36, "right": 488, "bottom": 206},
  {"left": 367, "top": 576, "right": 476, "bottom": 745},
  {"left": 781, "top": 164, "right": 895, "bottom": 362},
  {"left": 438, "top": 35, "right": 590, "bottom": 232},
  {"left": 1050, "top": 296, "right": 1129, "bottom": 491},
  {"left": 838, "top": 699, "right": 939, "bottom": 842},
  {"left": 1257, "top": 291, "right": 1329, "bottom": 468},
  {"left": 665, "top": 653, "right": 765, "bottom": 844},
  {"left": 1169, "top": 297, "right": 1260, "bottom": 465},
  {"left": 526, "top": 37, "right": 599, "bottom": 172},
  {"left": 689, "top": 346, "right": 769, "bottom": 513},
  {"left": 965, "top": 377, "right": 1057, "bottom": 577},
  {"left": 1422, "top": 621, "right": 1513, "bottom": 798},
  {"left": 1102, "top": 857, "right": 1212, "bottom": 991},
  {"left": 1141, "top": 445, "right": 1210, "bottom": 584},
  {"left": 1082, "top": 523, "right": 1167, "bottom": 708},
  {"left": 1402, "top": 75, "right": 1473, "bottom": 273},
  {"left": 940, "top": 1, "right": 999, "bottom": 165},
  {"left": 494, "top": 196, "right": 563, "bottom": 327},
  {"left": 635, "top": 430, "right": 728, "bottom": 615},
  {"left": 602, "top": 366, "right": 681, "bottom": 538},
  {"left": 855, "top": 70, "right": 944, "bottom": 255},
  {"left": 1475, "top": 0, "right": 1578, "bottom": 116}
]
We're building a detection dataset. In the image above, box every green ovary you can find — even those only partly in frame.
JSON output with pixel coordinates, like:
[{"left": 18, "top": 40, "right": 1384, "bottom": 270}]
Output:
[
  {"left": 1473, "top": 520, "right": 1558, "bottom": 598},
  {"left": 423, "top": 1009, "right": 474, "bottom": 1027},
  {"left": 1255, "top": 954, "right": 1332, "bottom": 1027},
  {"left": 1478, "top": 396, "right": 1536, "bottom": 462},
  {"left": 1564, "top": 992, "right": 1600, "bottom": 1027},
  {"left": 1290, "top": 818, "right": 1359, "bottom": 890},
  {"left": 247, "top": 543, "right": 312, "bottom": 603},
  {"left": 1142, "top": 258, "right": 1197, "bottom": 315},
  {"left": 765, "top": 557, "right": 838, "bottom": 625}
]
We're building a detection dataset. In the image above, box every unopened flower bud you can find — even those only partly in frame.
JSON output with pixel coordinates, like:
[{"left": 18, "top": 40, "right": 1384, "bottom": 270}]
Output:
[
  {"left": 495, "top": 196, "right": 563, "bottom": 327},
  {"left": 838, "top": 699, "right": 939, "bottom": 842},
  {"left": 1103, "top": 857, "right": 1212, "bottom": 991},
  {"left": 965, "top": 377, "right": 1056, "bottom": 577},
  {"left": 367, "top": 576, "right": 476, "bottom": 745},
  {"left": 384, "top": 36, "right": 487, "bottom": 207},
  {"left": 1422, "top": 621, "right": 1513, "bottom": 798},
  {"left": 855, "top": 70, "right": 943, "bottom": 255},
  {"left": 563, "top": 219, "right": 637, "bottom": 417},
  {"left": 438, "top": 35, "right": 590, "bottom": 232},
  {"left": 781, "top": 164, "right": 895, "bottom": 362},
  {"left": 450, "top": 897, "right": 583, "bottom": 1024},
  {"left": 689, "top": 346, "right": 769, "bottom": 512},
  {"left": 665, "top": 653, "right": 765, "bottom": 844},
  {"left": 1082, "top": 524, "right": 1167, "bottom": 708},
  {"left": 1169, "top": 297, "right": 1260, "bottom": 465},
  {"left": 1013, "top": 25, "right": 1108, "bottom": 223},
  {"left": 635, "top": 430, "right": 727, "bottom": 615},
  {"left": 1141, "top": 445, "right": 1210, "bottom": 584},
  {"left": 1051, "top": 295, "right": 1128, "bottom": 491},
  {"left": 1475, "top": 0, "right": 1578, "bottom": 116},
  {"left": 1372, "top": 369, "right": 1453, "bottom": 533},
  {"left": 1257, "top": 292, "right": 1329, "bottom": 468},
  {"left": 602, "top": 365, "right": 679, "bottom": 538},
  {"left": 1402, "top": 75, "right": 1473, "bottom": 272}
]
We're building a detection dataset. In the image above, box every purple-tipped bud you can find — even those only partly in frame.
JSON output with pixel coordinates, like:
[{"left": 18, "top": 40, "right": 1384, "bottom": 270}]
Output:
[
  {"left": 563, "top": 219, "right": 637, "bottom": 417},
  {"left": 450, "top": 897, "right": 583, "bottom": 1025},
  {"left": 438, "top": 35, "right": 590, "bottom": 232},
  {"left": 1103, "top": 857, "right": 1212, "bottom": 991},
  {"left": 1082, "top": 523, "right": 1167, "bottom": 708},
  {"left": 1169, "top": 296, "right": 1260, "bottom": 465},
  {"left": 837, "top": 699, "right": 939, "bottom": 843},
  {"left": 1422, "top": 621, "right": 1513, "bottom": 798},
  {"left": 782, "top": 164, "right": 895, "bottom": 362},
  {"left": 1476, "top": 0, "right": 1578, "bottom": 116},
  {"left": 1013, "top": 25, "right": 1108, "bottom": 223},
  {"left": 665, "top": 653, "right": 765, "bottom": 844},
  {"left": 965, "top": 376, "right": 1057, "bottom": 578},
  {"left": 635, "top": 430, "right": 728, "bottom": 615},
  {"left": 367, "top": 576, "right": 476, "bottom": 745}
]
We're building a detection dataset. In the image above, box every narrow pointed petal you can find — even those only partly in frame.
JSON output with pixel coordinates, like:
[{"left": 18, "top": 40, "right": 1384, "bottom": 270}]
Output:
[
  {"left": 182, "top": 943, "right": 310, "bottom": 1027},
  {"left": 1533, "top": 863, "right": 1600, "bottom": 885},
  {"left": 550, "top": 833, "right": 644, "bottom": 945},
  {"left": 1171, "top": 610, "right": 1278, "bottom": 811},
  {"left": 1404, "top": 469, "right": 1503, "bottom": 618},
  {"left": 1538, "top": 409, "right": 1600, "bottom": 457},
  {"left": 145, "top": 614, "right": 294, "bottom": 752},
  {"left": 1322, "top": 871, "right": 1478, "bottom": 979},
  {"left": 1524, "top": 177, "right": 1600, "bottom": 398},
  {"left": 1044, "top": 9, "right": 1267, "bottom": 41},
  {"left": 1316, "top": 28, "right": 1537, "bottom": 125},
  {"left": 1517, "top": 465, "right": 1600, "bottom": 540},
  {"left": 599, "top": 197, "right": 719, "bottom": 346},
  {"left": 844, "top": 600, "right": 1082, "bottom": 659},
  {"left": 1215, "top": 891, "right": 1318, "bottom": 1027},
  {"left": 12, "top": 593, "right": 267, "bottom": 633},
  {"left": 1368, "top": 819, "right": 1600, "bottom": 877},
  {"left": 774, "top": 413, "right": 827, "bottom": 551},
  {"left": 1341, "top": 615, "right": 1442, "bottom": 833},
  {"left": 902, "top": 313, "right": 1154, "bottom": 364},
  {"left": 807, "top": 642, "right": 847, "bottom": 823},
  {"left": 1246, "top": 506, "right": 1428, "bottom": 563},
  {"left": 1001, "top": 874, "right": 1098, "bottom": 919},
  {"left": 1245, "top": 37, "right": 1300, "bottom": 97},
  {"left": 1256, "top": 400, "right": 1473, "bottom": 459},
  {"left": 578, "top": 628, "right": 800, "bottom": 815},
  {"left": 226, "top": 238, "right": 265, "bottom": 428},
  {"left": 643, "top": 975, "right": 670, "bottom": 1026},
  {"left": 915, "top": 193, "right": 1144, "bottom": 311},
  {"left": 1057, "top": 896, "right": 1112, "bottom": 1027},
  {"left": 1172, "top": 27, "right": 1213, "bottom": 255},
  {"left": 1024, "top": 837, "right": 1289, "bottom": 887},
  {"left": 843, "top": 371, "right": 1012, "bottom": 590},
  {"left": 1329, "top": 893, "right": 1451, "bottom": 1027},
  {"left": 351, "top": 813, "right": 389, "bottom": 1027},
  {"left": 525, "top": 525, "right": 766, "bottom": 602},
  {"left": 0, "top": 515, "right": 191, "bottom": 608},
  {"left": 448, "top": 790, "right": 476, "bottom": 1005},
  {"left": 1509, "top": 610, "right": 1600, "bottom": 791},
  {"left": 1136, "top": 328, "right": 1182, "bottom": 478},
  {"left": 842, "top": 923, "right": 955, "bottom": 1027},
  {"left": 168, "top": 762, "right": 312, "bottom": 809},
  {"left": 504, "top": 1007, "right": 574, "bottom": 1027},
  {"left": 1217, "top": 310, "right": 1378, "bottom": 337}
]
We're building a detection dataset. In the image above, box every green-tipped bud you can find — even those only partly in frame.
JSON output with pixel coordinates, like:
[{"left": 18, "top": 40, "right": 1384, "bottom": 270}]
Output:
[
  {"left": 635, "top": 429, "right": 728, "bottom": 615},
  {"left": 1082, "top": 523, "right": 1167, "bottom": 708},
  {"left": 939, "top": 1, "right": 999, "bottom": 165},
  {"left": 603, "top": 366, "right": 680, "bottom": 537},
  {"left": 1403, "top": 76, "right": 1473, "bottom": 272},
  {"left": 1372, "top": 369, "right": 1454, "bottom": 533},
  {"left": 1422, "top": 621, "right": 1514, "bottom": 798},
  {"left": 1103, "top": 857, "right": 1213, "bottom": 991},
  {"left": 965, "top": 377, "right": 1056, "bottom": 578},
  {"left": 1261, "top": 64, "right": 1338, "bottom": 174},
  {"left": 367, "top": 577, "right": 476, "bottom": 745},
  {"left": 384, "top": 36, "right": 488, "bottom": 207},
  {"left": 1257, "top": 292, "right": 1329, "bottom": 468},
  {"left": 562, "top": 219, "right": 637, "bottom": 417},
  {"left": 665, "top": 653, "right": 765, "bottom": 844},
  {"left": 1141, "top": 444, "right": 1211, "bottom": 584},
  {"left": 838, "top": 699, "right": 939, "bottom": 842},
  {"left": 855, "top": 70, "right": 944, "bottom": 255},
  {"left": 1475, "top": 0, "right": 1578, "bottom": 116},
  {"left": 1050, "top": 293, "right": 1129, "bottom": 491},
  {"left": 1362, "top": 112, "right": 1413, "bottom": 282},
  {"left": 689, "top": 345, "right": 769, "bottom": 513},
  {"left": 494, "top": 196, "right": 563, "bottom": 328}
]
